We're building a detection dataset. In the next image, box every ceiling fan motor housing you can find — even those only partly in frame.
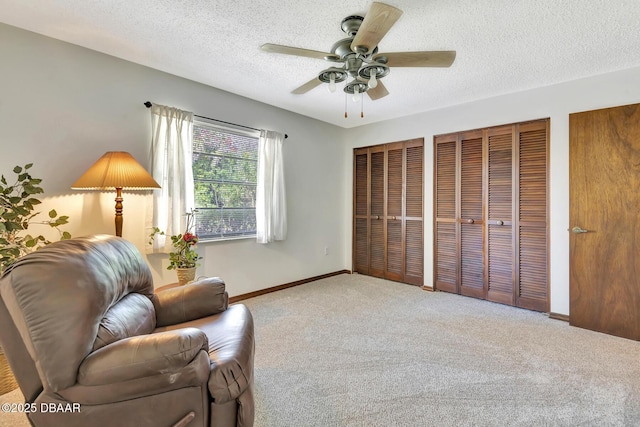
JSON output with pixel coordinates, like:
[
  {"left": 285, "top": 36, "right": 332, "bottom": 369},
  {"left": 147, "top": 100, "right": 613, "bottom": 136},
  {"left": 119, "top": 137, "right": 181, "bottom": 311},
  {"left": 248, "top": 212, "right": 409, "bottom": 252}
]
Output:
[{"left": 345, "top": 57, "right": 364, "bottom": 77}]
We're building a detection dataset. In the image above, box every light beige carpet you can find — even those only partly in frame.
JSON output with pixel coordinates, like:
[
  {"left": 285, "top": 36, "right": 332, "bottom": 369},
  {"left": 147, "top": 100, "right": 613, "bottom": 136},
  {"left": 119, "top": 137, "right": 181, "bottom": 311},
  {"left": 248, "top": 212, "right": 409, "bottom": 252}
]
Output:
[{"left": 2, "top": 273, "right": 639, "bottom": 426}]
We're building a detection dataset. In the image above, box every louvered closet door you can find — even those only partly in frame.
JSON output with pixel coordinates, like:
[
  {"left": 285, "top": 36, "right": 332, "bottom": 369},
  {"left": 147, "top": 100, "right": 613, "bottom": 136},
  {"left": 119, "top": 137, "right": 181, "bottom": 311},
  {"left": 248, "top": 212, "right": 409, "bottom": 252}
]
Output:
[
  {"left": 386, "top": 142, "right": 404, "bottom": 282},
  {"left": 404, "top": 140, "right": 424, "bottom": 285},
  {"left": 369, "top": 146, "right": 386, "bottom": 278},
  {"left": 434, "top": 136, "right": 458, "bottom": 293},
  {"left": 434, "top": 120, "right": 548, "bottom": 311},
  {"left": 353, "top": 140, "right": 424, "bottom": 285},
  {"left": 486, "top": 126, "right": 515, "bottom": 305},
  {"left": 353, "top": 149, "right": 369, "bottom": 275},
  {"left": 516, "top": 121, "right": 548, "bottom": 311},
  {"left": 459, "top": 132, "right": 484, "bottom": 298}
]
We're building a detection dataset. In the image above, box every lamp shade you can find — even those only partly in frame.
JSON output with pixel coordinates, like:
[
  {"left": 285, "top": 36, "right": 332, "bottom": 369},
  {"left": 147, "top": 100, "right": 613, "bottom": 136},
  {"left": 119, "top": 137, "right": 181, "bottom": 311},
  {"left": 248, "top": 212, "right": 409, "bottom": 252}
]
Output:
[{"left": 71, "top": 151, "right": 160, "bottom": 190}]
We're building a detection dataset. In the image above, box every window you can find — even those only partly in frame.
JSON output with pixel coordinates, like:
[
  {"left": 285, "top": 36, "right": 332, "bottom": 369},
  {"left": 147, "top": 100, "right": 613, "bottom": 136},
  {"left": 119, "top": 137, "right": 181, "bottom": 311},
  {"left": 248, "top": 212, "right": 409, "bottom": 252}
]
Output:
[{"left": 192, "top": 121, "right": 259, "bottom": 240}]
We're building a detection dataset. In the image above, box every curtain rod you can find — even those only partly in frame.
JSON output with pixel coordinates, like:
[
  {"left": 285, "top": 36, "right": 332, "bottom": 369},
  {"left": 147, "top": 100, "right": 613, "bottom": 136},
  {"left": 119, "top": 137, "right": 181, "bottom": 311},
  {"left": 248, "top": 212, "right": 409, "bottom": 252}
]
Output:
[{"left": 144, "top": 102, "right": 288, "bottom": 139}]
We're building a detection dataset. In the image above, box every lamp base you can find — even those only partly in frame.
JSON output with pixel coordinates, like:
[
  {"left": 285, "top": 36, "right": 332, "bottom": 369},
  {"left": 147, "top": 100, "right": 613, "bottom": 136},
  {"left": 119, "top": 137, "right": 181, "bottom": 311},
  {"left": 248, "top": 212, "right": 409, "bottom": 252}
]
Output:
[{"left": 115, "top": 187, "right": 123, "bottom": 237}]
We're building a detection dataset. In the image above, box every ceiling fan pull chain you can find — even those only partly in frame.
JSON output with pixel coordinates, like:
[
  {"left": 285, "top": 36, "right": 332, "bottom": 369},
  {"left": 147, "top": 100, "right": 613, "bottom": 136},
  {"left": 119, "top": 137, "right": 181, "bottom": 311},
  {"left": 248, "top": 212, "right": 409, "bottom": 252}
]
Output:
[
  {"left": 361, "top": 93, "right": 364, "bottom": 118},
  {"left": 344, "top": 92, "right": 348, "bottom": 118}
]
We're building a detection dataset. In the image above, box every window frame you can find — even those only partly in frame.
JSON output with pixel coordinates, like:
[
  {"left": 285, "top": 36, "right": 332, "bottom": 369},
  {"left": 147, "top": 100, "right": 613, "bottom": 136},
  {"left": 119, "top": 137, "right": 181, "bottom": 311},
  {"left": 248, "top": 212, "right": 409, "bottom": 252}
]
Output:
[{"left": 192, "top": 119, "right": 260, "bottom": 242}]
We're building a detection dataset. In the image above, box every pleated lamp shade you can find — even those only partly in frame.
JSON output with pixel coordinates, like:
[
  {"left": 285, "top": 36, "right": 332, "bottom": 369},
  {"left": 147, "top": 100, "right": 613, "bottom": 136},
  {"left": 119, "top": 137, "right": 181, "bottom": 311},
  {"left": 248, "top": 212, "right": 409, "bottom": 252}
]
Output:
[
  {"left": 72, "top": 151, "right": 160, "bottom": 237},
  {"left": 71, "top": 151, "right": 160, "bottom": 190}
]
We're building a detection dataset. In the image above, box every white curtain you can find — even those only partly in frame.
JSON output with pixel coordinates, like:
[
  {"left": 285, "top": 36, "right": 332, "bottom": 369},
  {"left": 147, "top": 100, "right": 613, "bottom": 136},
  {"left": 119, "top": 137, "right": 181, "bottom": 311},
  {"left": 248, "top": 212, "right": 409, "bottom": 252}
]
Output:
[
  {"left": 147, "top": 104, "right": 194, "bottom": 252},
  {"left": 256, "top": 130, "right": 287, "bottom": 244}
]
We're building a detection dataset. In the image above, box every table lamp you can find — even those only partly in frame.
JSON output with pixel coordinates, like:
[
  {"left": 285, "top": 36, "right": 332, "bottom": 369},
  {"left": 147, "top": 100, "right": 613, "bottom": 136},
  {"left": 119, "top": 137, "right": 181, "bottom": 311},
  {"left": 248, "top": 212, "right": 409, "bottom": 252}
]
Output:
[{"left": 71, "top": 151, "right": 160, "bottom": 237}]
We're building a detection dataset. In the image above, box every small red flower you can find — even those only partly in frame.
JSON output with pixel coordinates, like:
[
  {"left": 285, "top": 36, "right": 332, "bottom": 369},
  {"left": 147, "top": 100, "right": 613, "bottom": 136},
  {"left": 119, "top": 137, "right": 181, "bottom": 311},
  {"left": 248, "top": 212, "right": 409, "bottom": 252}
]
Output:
[{"left": 183, "top": 232, "right": 197, "bottom": 243}]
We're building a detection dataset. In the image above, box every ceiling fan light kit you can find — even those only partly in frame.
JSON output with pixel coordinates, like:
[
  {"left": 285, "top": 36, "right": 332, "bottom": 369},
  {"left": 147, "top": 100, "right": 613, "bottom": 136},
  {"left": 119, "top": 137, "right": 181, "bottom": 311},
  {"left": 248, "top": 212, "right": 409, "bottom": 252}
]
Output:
[
  {"left": 344, "top": 80, "right": 369, "bottom": 96},
  {"left": 318, "top": 67, "right": 348, "bottom": 93},
  {"left": 261, "top": 2, "right": 456, "bottom": 118},
  {"left": 359, "top": 63, "right": 389, "bottom": 88}
]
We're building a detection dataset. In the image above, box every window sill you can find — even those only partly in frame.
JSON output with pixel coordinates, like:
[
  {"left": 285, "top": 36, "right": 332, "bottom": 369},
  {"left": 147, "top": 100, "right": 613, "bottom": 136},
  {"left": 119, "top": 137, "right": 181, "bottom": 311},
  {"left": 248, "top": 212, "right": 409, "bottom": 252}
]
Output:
[{"left": 199, "top": 235, "right": 256, "bottom": 244}]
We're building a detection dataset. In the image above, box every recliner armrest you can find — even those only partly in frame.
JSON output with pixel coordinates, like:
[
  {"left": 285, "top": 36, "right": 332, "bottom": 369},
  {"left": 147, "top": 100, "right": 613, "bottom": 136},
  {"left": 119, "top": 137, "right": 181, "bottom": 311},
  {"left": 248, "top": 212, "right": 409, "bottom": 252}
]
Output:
[
  {"left": 152, "top": 277, "right": 229, "bottom": 327},
  {"left": 78, "top": 328, "right": 208, "bottom": 385},
  {"left": 207, "top": 304, "right": 255, "bottom": 403}
]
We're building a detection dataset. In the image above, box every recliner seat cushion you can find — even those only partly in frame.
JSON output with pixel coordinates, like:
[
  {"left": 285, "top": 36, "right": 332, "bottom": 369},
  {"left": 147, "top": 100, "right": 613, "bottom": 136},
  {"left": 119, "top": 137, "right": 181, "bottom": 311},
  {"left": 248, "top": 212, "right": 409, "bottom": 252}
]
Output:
[{"left": 79, "top": 328, "right": 208, "bottom": 386}]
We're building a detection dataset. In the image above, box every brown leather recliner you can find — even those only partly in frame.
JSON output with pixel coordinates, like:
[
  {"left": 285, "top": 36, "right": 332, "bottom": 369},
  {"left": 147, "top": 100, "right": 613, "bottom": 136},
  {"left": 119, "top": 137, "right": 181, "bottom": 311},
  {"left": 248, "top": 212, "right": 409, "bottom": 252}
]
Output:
[{"left": 0, "top": 235, "right": 255, "bottom": 427}]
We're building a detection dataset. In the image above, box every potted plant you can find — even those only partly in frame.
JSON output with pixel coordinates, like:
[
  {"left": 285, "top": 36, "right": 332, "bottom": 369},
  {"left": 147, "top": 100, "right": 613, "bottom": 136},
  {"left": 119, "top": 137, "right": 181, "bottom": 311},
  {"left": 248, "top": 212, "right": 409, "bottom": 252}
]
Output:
[
  {"left": 0, "top": 163, "right": 71, "bottom": 391},
  {"left": 0, "top": 163, "right": 71, "bottom": 274},
  {"left": 149, "top": 209, "right": 202, "bottom": 285}
]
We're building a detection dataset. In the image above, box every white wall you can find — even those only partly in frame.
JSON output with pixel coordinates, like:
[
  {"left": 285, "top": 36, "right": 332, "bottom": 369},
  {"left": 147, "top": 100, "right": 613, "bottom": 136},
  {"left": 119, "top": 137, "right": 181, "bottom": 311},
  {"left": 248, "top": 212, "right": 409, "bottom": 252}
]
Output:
[
  {"left": 0, "top": 23, "right": 348, "bottom": 297},
  {"left": 342, "top": 67, "right": 640, "bottom": 315},
  {"left": 3, "top": 22, "right": 640, "bottom": 312}
]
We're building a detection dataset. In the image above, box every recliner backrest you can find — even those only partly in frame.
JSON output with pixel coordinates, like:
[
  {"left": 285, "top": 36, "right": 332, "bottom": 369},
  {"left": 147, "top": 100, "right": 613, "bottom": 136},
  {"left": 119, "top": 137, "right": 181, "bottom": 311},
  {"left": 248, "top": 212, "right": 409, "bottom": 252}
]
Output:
[{"left": 0, "top": 235, "right": 154, "bottom": 392}]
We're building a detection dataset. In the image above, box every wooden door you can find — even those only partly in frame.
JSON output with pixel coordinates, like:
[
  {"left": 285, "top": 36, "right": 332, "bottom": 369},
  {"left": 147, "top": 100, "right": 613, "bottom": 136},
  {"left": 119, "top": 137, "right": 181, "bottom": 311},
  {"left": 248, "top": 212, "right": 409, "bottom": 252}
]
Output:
[
  {"left": 386, "top": 142, "right": 404, "bottom": 282},
  {"left": 404, "top": 140, "right": 424, "bottom": 285},
  {"left": 369, "top": 146, "right": 386, "bottom": 278},
  {"left": 485, "top": 125, "right": 515, "bottom": 305},
  {"left": 434, "top": 136, "right": 458, "bottom": 293},
  {"left": 353, "top": 148, "right": 369, "bottom": 275},
  {"left": 569, "top": 103, "right": 640, "bottom": 341},
  {"left": 353, "top": 140, "right": 424, "bottom": 285},
  {"left": 434, "top": 120, "right": 548, "bottom": 311},
  {"left": 459, "top": 131, "right": 484, "bottom": 298},
  {"left": 515, "top": 121, "right": 549, "bottom": 311}
]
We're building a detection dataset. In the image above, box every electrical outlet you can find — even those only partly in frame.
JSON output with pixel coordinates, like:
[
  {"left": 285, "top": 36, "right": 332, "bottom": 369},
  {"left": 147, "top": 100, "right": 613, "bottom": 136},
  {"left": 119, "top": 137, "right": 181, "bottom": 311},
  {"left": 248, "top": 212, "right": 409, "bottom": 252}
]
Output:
[{"left": 324, "top": 246, "right": 329, "bottom": 256}]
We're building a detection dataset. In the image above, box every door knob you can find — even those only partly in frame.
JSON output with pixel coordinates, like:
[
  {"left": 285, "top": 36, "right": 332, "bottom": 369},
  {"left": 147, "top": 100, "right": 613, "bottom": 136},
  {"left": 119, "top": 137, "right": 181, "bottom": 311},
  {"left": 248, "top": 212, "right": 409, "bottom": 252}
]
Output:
[
  {"left": 571, "top": 226, "right": 592, "bottom": 234},
  {"left": 466, "top": 219, "right": 475, "bottom": 224}
]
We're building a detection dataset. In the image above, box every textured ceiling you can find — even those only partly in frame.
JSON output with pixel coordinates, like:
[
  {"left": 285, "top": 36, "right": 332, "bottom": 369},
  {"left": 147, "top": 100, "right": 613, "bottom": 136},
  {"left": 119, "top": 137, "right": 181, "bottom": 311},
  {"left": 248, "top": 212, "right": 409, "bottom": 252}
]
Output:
[{"left": 2, "top": 0, "right": 640, "bottom": 128}]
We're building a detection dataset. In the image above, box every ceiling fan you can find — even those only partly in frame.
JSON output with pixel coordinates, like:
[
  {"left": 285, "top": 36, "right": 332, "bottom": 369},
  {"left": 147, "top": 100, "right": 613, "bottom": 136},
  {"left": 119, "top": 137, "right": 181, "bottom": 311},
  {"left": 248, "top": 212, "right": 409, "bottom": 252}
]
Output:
[{"left": 260, "top": 2, "right": 456, "bottom": 103}]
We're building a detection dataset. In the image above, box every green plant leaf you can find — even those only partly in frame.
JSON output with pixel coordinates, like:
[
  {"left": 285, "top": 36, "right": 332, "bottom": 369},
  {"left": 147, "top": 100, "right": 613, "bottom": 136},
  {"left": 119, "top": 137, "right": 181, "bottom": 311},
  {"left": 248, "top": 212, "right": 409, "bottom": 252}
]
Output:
[
  {"left": 7, "top": 223, "right": 24, "bottom": 231},
  {"left": 4, "top": 211, "right": 20, "bottom": 221},
  {"left": 1, "top": 163, "right": 71, "bottom": 267},
  {"left": 15, "top": 206, "right": 31, "bottom": 216},
  {"left": 50, "top": 217, "right": 69, "bottom": 227},
  {"left": 22, "top": 184, "right": 36, "bottom": 194}
]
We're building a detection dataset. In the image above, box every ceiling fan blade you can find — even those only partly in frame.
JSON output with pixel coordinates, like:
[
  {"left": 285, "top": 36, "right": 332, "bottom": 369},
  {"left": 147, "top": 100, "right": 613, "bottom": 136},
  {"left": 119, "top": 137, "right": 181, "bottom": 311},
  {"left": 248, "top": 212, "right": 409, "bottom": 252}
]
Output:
[
  {"left": 261, "top": 43, "right": 336, "bottom": 60},
  {"left": 351, "top": 2, "right": 403, "bottom": 54},
  {"left": 291, "top": 77, "right": 323, "bottom": 94},
  {"left": 375, "top": 51, "right": 457, "bottom": 67},
  {"left": 367, "top": 80, "right": 389, "bottom": 100}
]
